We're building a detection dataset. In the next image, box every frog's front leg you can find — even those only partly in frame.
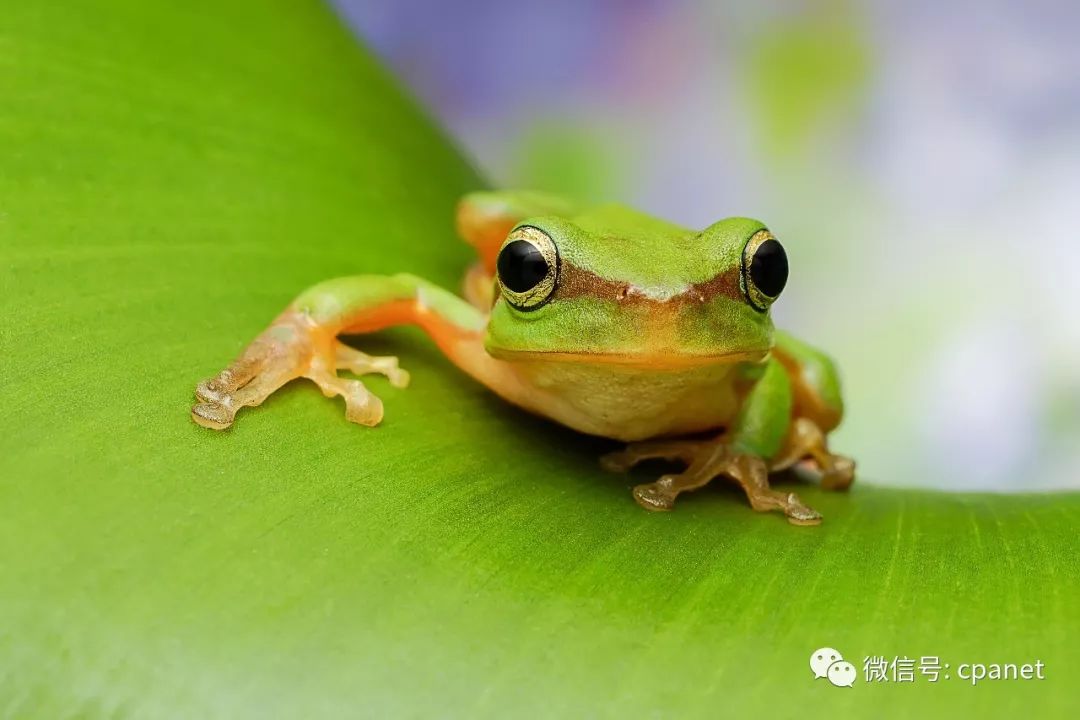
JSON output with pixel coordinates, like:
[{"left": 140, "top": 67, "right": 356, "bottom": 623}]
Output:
[
  {"left": 192, "top": 274, "right": 489, "bottom": 430},
  {"left": 601, "top": 359, "right": 823, "bottom": 525}
]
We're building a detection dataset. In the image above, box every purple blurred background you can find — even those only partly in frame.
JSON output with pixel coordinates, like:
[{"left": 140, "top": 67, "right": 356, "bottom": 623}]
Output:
[{"left": 333, "top": 0, "right": 1080, "bottom": 491}]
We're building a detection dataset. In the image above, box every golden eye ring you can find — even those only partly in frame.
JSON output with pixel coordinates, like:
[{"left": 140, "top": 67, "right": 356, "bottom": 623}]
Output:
[
  {"left": 740, "top": 229, "right": 788, "bottom": 312},
  {"left": 495, "top": 225, "right": 559, "bottom": 311}
]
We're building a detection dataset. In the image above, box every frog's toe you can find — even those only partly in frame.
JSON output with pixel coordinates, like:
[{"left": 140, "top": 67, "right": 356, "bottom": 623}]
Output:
[
  {"left": 632, "top": 479, "right": 677, "bottom": 511},
  {"left": 335, "top": 342, "right": 410, "bottom": 389},
  {"left": 192, "top": 401, "right": 235, "bottom": 430},
  {"left": 190, "top": 310, "right": 317, "bottom": 430},
  {"left": 195, "top": 379, "right": 224, "bottom": 405},
  {"left": 600, "top": 450, "right": 634, "bottom": 473},
  {"left": 385, "top": 365, "right": 410, "bottom": 389},
  {"left": 783, "top": 494, "right": 823, "bottom": 526},
  {"left": 821, "top": 455, "right": 855, "bottom": 491},
  {"left": 341, "top": 380, "right": 384, "bottom": 426},
  {"left": 600, "top": 440, "right": 698, "bottom": 472},
  {"left": 305, "top": 369, "right": 386, "bottom": 427},
  {"left": 772, "top": 417, "right": 856, "bottom": 493},
  {"left": 742, "top": 484, "right": 823, "bottom": 526}
]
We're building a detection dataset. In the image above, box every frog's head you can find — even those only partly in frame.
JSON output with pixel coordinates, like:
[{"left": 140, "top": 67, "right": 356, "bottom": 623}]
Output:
[{"left": 484, "top": 207, "right": 787, "bottom": 368}]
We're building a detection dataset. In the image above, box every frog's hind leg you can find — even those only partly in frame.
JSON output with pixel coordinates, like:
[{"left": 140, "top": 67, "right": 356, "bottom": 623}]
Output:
[{"left": 770, "top": 417, "right": 855, "bottom": 491}]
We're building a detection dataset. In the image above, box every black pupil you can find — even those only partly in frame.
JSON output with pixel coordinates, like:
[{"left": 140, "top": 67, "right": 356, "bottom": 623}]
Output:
[
  {"left": 497, "top": 240, "right": 549, "bottom": 293},
  {"left": 750, "top": 239, "right": 788, "bottom": 298}
]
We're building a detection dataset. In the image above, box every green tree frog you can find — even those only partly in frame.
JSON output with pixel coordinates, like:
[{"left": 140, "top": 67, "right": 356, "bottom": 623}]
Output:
[{"left": 192, "top": 191, "right": 854, "bottom": 524}]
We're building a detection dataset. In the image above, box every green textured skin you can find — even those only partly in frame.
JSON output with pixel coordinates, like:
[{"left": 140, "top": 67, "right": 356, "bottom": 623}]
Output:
[
  {"left": 486, "top": 295, "right": 646, "bottom": 356},
  {"left": 527, "top": 209, "right": 763, "bottom": 288},
  {"left": 2, "top": 3, "right": 1078, "bottom": 719},
  {"left": 728, "top": 359, "right": 793, "bottom": 457},
  {"left": 775, "top": 329, "right": 845, "bottom": 416},
  {"left": 295, "top": 274, "right": 485, "bottom": 332},
  {"left": 485, "top": 212, "right": 774, "bottom": 358}
]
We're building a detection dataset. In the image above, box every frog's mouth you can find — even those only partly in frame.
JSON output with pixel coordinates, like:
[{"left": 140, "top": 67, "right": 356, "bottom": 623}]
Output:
[{"left": 485, "top": 346, "right": 771, "bottom": 370}]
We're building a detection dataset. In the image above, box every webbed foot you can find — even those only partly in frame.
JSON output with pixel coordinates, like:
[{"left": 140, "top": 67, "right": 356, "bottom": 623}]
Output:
[
  {"left": 772, "top": 417, "right": 856, "bottom": 491},
  {"left": 192, "top": 310, "right": 408, "bottom": 430},
  {"left": 603, "top": 438, "right": 822, "bottom": 525}
]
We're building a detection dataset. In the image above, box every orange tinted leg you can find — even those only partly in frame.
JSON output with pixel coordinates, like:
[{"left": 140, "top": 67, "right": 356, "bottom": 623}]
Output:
[
  {"left": 602, "top": 437, "right": 822, "bottom": 525},
  {"left": 771, "top": 417, "right": 856, "bottom": 491},
  {"left": 192, "top": 274, "right": 491, "bottom": 431}
]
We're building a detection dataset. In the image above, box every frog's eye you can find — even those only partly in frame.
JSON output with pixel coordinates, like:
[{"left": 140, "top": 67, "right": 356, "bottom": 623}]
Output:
[
  {"left": 496, "top": 226, "right": 559, "bottom": 311},
  {"left": 740, "top": 229, "right": 788, "bottom": 312}
]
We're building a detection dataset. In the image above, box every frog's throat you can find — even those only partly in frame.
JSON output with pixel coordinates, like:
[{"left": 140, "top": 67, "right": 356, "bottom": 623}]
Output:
[{"left": 485, "top": 347, "right": 771, "bottom": 370}]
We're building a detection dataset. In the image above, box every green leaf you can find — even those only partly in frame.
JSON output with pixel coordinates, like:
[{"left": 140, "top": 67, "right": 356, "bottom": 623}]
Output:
[{"left": 1, "top": 2, "right": 1076, "bottom": 718}]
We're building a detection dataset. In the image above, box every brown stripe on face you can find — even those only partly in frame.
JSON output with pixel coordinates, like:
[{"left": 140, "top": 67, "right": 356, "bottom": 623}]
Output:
[
  {"left": 689, "top": 265, "right": 743, "bottom": 302},
  {"left": 556, "top": 262, "right": 743, "bottom": 306}
]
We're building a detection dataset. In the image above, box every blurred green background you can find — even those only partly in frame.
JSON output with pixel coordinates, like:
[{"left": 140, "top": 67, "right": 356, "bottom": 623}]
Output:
[{"left": 337, "top": 0, "right": 1080, "bottom": 491}]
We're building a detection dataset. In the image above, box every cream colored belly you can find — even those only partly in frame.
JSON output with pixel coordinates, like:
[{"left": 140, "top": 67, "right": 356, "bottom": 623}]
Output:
[{"left": 502, "top": 359, "right": 744, "bottom": 442}]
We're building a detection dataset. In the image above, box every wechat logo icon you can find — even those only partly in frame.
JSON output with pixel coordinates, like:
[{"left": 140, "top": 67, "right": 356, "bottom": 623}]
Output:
[{"left": 810, "top": 647, "right": 856, "bottom": 687}]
